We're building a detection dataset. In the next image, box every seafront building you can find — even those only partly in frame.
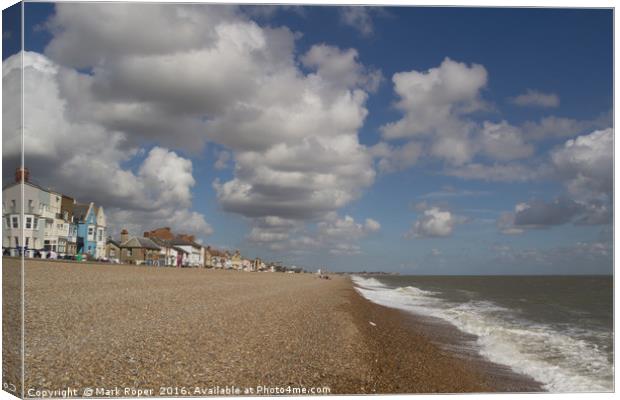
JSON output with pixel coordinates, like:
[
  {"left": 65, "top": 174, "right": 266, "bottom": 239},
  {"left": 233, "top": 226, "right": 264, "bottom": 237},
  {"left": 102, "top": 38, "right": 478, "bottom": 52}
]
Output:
[
  {"left": 170, "top": 238, "right": 203, "bottom": 267},
  {"left": 106, "top": 238, "right": 121, "bottom": 261},
  {"left": 2, "top": 168, "right": 90, "bottom": 257},
  {"left": 58, "top": 195, "right": 79, "bottom": 255},
  {"left": 149, "top": 237, "right": 182, "bottom": 266},
  {"left": 118, "top": 229, "right": 161, "bottom": 265},
  {"left": 73, "top": 202, "right": 107, "bottom": 259},
  {"left": 3, "top": 169, "right": 304, "bottom": 272}
]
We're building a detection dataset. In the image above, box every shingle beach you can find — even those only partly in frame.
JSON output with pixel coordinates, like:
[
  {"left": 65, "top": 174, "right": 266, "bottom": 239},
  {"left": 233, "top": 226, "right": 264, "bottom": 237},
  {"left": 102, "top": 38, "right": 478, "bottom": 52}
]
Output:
[{"left": 3, "top": 259, "right": 540, "bottom": 396}]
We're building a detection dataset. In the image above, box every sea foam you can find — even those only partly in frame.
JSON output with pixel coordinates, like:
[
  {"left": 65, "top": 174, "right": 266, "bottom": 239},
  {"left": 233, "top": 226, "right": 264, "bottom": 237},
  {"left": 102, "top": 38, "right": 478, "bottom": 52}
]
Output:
[{"left": 351, "top": 275, "right": 613, "bottom": 392}]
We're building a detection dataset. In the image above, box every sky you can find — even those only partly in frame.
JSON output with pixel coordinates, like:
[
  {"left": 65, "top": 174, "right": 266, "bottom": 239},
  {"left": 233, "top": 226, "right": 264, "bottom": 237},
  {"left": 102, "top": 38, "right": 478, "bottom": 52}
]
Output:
[{"left": 2, "top": 2, "right": 613, "bottom": 274}]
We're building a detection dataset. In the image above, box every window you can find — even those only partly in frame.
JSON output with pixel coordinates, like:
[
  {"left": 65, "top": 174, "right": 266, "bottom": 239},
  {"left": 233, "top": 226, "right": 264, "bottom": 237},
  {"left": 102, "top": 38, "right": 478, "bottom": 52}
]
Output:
[
  {"left": 25, "top": 237, "right": 30, "bottom": 247},
  {"left": 11, "top": 216, "right": 18, "bottom": 229},
  {"left": 110, "top": 249, "right": 116, "bottom": 257},
  {"left": 11, "top": 200, "right": 16, "bottom": 209},
  {"left": 127, "top": 248, "right": 133, "bottom": 257},
  {"left": 88, "top": 227, "right": 94, "bottom": 239},
  {"left": 44, "top": 240, "right": 51, "bottom": 251},
  {"left": 57, "top": 223, "right": 63, "bottom": 230},
  {"left": 14, "top": 237, "right": 19, "bottom": 247},
  {"left": 33, "top": 218, "right": 38, "bottom": 230},
  {"left": 97, "top": 229, "right": 103, "bottom": 242},
  {"left": 25, "top": 217, "right": 32, "bottom": 229}
]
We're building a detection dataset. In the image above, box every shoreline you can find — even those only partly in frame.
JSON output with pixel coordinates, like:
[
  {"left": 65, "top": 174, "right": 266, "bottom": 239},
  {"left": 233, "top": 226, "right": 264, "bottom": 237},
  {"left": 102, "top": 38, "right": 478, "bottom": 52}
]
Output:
[
  {"left": 8, "top": 260, "right": 543, "bottom": 395},
  {"left": 346, "top": 277, "right": 544, "bottom": 393}
]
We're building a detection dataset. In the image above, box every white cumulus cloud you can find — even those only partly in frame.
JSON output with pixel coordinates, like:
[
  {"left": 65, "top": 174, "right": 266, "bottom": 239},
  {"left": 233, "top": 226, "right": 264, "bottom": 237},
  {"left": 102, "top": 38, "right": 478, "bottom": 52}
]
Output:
[
  {"left": 408, "top": 207, "right": 456, "bottom": 238},
  {"left": 3, "top": 51, "right": 214, "bottom": 240}
]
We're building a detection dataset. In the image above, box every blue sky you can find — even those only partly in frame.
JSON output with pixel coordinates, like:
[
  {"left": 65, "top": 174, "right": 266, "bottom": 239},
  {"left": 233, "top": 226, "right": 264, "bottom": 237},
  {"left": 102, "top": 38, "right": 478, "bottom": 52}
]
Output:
[{"left": 3, "top": 3, "right": 613, "bottom": 274}]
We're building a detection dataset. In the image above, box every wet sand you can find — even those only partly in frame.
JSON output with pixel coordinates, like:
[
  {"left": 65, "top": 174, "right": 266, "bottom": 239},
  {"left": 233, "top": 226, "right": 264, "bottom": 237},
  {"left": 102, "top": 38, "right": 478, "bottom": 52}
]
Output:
[{"left": 3, "top": 259, "right": 541, "bottom": 396}]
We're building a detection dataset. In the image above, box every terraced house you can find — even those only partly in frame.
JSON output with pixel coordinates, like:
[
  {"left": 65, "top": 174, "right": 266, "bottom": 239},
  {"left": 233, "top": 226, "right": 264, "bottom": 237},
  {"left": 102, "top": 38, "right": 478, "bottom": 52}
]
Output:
[
  {"left": 74, "top": 202, "right": 107, "bottom": 259},
  {"left": 119, "top": 229, "right": 161, "bottom": 265},
  {"left": 2, "top": 168, "right": 79, "bottom": 257}
]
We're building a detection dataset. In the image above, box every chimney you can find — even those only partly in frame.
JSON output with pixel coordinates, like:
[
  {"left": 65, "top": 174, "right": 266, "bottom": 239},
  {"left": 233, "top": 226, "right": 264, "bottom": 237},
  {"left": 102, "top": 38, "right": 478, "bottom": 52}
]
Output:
[
  {"left": 120, "top": 229, "right": 129, "bottom": 244},
  {"left": 15, "top": 167, "right": 30, "bottom": 183}
]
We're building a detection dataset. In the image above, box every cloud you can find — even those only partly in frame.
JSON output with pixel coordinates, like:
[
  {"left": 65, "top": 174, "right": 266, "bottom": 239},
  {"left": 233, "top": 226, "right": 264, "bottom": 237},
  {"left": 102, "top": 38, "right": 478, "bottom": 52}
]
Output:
[
  {"left": 497, "top": 212, "right": 524, "bottom": 235},
  {"left": 378, "top": 59, "right": 610, "bottom": 183},
  {"left": 339, "top": 7, "right": 374, "bottom": 36},
  {"left": 478, "top": 121, "right": 534, "bottom": 161},
  {"left": 510, "top": 89, "right": 559, "bottom": 108},
  {"left": 444, "top": 162, "right": 548, "bottom": 182},
  {"left": 44, "top": 3, "right": 239, "bottom": 69},
  {"left": 512, "top": 198, "right": 584, "bottom": 228},
  {"left": 365, "top": 218, "right": 381, "bottom": 232},
  {"left": 214, "top": 150, "right": 231, "bottom": 170},
  {"left": 412, "top": 208, "right": 455, "bottom": 238},
  {"left": 247, "top": 213, "right": 380, "bottom": 255},
  {"left": 407, "top": 206, "right": 459, "bottom": 238},
  {"left": 370, "top": 141, "right": 422, "bottom": 173},
  {"left": 300, "top": 44, "right": 383, "bottom": 92},
  {"left": 497, "top": 128, "right": 612, "bottom": 233},
  {"left": 209, "top": 43, "right": 380, "bottom": 221},
  {"left": 380, "top": 58, "right": 539, "bottom": 168},
  {"left": 108, "top": 208, "right": 213, "bottom": 241},
  {"left": 317, "top": 214, "right": 381, "bottom": 239},
  {"left": 381, "top": 58, "right": 488, "bottom": 144},
  {"left": 3, "top": 51, "right": 213, "bottom": 240},
  {"left": 521, "top": 111, "right": 611, "bottom": 141},
  {"left": 319, "top": 214, "right": 380, "bottom": 255},
  {"left": 36, "top": 3, "right": 383, "bottom": 252},
  {"left": 138, "top": 146, "right": 196, "bottom": 207},
  {"left": 550, "top": 128, "right": 613, "bottom": 201},
  {"left": 247, "top": 216, "right": 303, "bottom": 247}
]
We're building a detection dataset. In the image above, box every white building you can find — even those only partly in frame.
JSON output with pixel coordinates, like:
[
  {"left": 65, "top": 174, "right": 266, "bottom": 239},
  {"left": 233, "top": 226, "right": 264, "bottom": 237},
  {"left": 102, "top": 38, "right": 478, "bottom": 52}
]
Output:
[
  {"left": 150, "top": 237, "right": 183, "bottom": 266},
  {"left": 2, "top": 180, "right": 45, "bottom": 255},
  {"left": 2, "top": 168, "right": 82, "bottom": 257},
  {"left": 170, "top": 239, "right": 203, "bottom": 267}
]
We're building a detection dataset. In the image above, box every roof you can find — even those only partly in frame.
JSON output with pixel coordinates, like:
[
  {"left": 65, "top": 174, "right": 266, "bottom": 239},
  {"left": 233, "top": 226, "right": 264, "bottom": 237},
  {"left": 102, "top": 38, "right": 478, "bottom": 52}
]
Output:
[
  {"left": 149, "top": 237, "right": 189, "bottom": 254},
  {"left": 2, "top": 180, "right": 50, "bottom": 193},
  {"left": 149, "top": 237, "right": 170, "bottom": 247},
  {"left": 73, "top": 203, "right": 92, "bottom": 222},
  {"left": 107, "top": 238, "right": 121, "bottom": 247},
  {"left": 121, "top": 237, "right": 160, "bottom": 250},
  {"left": 169, "top": 238, "right": 201, "bottom": 248},
  {"left": 172, "top": 246, "right": 189, "bottom": 254}
]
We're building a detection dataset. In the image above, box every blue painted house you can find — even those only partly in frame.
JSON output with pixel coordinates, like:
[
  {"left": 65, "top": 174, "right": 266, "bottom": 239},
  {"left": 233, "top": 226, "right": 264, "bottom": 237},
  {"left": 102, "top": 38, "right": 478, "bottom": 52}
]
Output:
[{"left": 74, "top": 202, "right": 107, "bottom": 259}]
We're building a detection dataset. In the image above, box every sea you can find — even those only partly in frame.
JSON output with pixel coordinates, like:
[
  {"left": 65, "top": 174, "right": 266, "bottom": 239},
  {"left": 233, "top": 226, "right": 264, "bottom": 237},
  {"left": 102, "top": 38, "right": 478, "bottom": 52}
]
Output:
[{"left": 352, "top": 275, "right": 613, "bottom": 392}]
